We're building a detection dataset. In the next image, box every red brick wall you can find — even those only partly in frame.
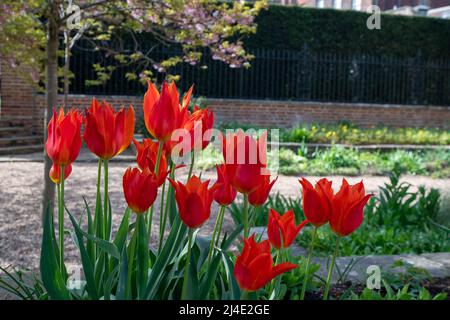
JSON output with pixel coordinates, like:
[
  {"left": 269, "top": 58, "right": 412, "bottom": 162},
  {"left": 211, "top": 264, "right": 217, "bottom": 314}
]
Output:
[
  {"left": 0, "top": 61, "right": 37, "bottom": 133},
  {"left": 31, "top": 95, "right": 450, "bottom": 132},
  {"left": 33, "top": 94, "right": 143, "bottom": 133},
  {"left": 207, "top": 99, "right": 450, "bottom": 129}
]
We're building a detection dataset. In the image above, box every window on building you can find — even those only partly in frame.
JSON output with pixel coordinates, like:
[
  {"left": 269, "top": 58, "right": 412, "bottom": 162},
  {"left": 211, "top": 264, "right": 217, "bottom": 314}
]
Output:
[
  {"left": 333, "top": 0, "right": 342, "bottom": 9},
  {"left": 316, "top": 0, "right": 325, "bottom": 8},
  {"left": 351, "top": 0, "right": 361, "bottom": 10}
]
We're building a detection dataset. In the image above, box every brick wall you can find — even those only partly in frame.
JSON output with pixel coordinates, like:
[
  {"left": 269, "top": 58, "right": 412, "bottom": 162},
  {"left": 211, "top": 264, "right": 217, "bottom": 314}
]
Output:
[
  {"left": 207, "top": 99, "right": 450, "bottom": 129},
  {"left": 31, "top": 95, "right": 450, "bottom": 132},
  {"left": 0, "top": 61, "right": 37, "bottom": 133}
]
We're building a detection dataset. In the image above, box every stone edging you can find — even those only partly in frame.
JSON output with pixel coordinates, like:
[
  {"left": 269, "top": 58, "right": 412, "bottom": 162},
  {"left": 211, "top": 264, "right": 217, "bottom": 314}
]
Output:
[{"left": 250, "top": 227, "right": 450, "bottom": 284}]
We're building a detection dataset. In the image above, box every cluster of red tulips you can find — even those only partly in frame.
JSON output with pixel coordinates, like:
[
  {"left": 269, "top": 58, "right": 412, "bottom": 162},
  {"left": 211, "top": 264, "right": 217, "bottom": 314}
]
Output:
[{"left": 44, "top": 81, "right": 371, "bottom": 300}]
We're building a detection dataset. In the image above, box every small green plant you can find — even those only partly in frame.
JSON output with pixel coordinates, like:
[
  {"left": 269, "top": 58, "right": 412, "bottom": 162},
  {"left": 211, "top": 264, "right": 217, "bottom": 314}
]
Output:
[
  {"left": 348, "top": 282, "right": 447, "bottom": 300},
  {"left": 0, "top": 266, "right": 47, "bottom": 300}
]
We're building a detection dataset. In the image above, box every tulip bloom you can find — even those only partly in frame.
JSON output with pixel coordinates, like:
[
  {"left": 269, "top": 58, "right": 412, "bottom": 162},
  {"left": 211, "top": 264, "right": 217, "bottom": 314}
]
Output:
[
  {"left": 299, "top": 178, "right": 334, "bottom": 228},
  {"left": 143, "top": 81, "right": 191, "bottom": 142},
  {"left": 84, "top": 98, "right": 135, "bottom": 160},
  {"left": 123, "top": 167, "right": 159, "bottom": 214},
  {"left": 267, "top": 209, "right": 309, "bottom": 249},
  {"left": 45, "top": 108, "right": 83, "bottom": 166},
  {"left": 184, "top": 107, "right": 214, "bottom": 151},
  {"left": 213, "top": 164, "right": 237, "bottom": 206},
  {"left": 133, "top": 139, "right": 169, "bottom": 186},
  {"left": 169, "top": 175, "right": 216, "bottom": 229},
  {"left": 223, "top": 130, "right": 268, "bottom": 194},
  {"left": 49, "top": 163, "right": 72, "bottom": 184},
  {"left": 164, "top": 106, "right": 214, "bottom": 158},
  {"left": 330, "top": 179, "right": 372, "bottom": 237},
  {"left": 234, "top": 235, "right": 297, "bottom": 292},
  {"left": 248, "top": 175, "right": 277, "bottom": 207}
]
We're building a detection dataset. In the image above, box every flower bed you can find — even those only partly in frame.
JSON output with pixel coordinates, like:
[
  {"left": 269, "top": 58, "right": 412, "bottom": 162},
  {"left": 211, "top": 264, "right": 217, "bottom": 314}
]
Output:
[
  {"left": 219, "top": 123, "right": 450, "bottom": 146},
  {"left": 1, "top": 82, "right": 448, "bottom": 301},
  {"left": 196, "top": 144, "right": 450, "bottom": 178}
]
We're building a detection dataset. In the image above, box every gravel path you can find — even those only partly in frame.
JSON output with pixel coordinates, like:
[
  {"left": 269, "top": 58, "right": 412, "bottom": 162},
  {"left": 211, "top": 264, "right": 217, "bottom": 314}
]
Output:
[{"left": 1, "top": 161, "right": 449, "bottom": 271}]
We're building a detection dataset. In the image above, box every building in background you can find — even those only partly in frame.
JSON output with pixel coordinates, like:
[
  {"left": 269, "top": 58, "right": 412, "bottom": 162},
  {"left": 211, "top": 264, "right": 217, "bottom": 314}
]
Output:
[
  {"left": 275, "top": 0, "right": 373, "bottom": 10},
  {"left": 272, "top": 0, "right": 450, "bottom": 18}
]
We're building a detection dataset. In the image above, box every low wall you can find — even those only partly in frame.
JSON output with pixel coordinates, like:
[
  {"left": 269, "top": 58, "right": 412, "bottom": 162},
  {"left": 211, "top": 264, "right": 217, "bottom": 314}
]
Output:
[{"left": 32, "top": 95, "right": 450, "bottom": 132}]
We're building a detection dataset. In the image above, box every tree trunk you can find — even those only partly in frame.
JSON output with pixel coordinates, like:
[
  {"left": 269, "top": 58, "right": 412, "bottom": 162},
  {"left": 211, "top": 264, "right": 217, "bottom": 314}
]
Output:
[
  {"left": 42, "top": 10, "right": 59, "bottom": 220},
  {"left": 63, "top": 30, "right": 70, "bottom": 109}
]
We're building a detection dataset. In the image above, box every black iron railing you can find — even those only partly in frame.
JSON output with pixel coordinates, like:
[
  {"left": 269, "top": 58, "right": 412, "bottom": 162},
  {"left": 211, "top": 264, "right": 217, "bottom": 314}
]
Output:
[{"left": 69, "top": 44, "right": 450, "bottom": 106}]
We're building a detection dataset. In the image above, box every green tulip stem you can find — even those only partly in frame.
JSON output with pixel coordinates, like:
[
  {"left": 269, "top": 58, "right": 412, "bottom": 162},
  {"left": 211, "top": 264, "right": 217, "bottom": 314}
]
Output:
[
  {"left": 215, "top": 205, "right": 226, "bottom": 246},
  {"left": 243, "top": 194, "right": 249, "bottom": 238},
  {"left": 103, "top": 160, "right": 109, "bottom": 240},
  {"left": 157, "top": 180, "right": 166, "bottom": 241},
  {"left": 58, "top": 164, "right": 65, "bottom": 275},
  {"left": 240, "top": 290, "right": 249, "bottom": 300},
  {"left": 181, "top": 228, "right": 194, "bottom": 300},
  {"left": 300, "top": 226, "right": 318, "bottom": 300},
  {"left": 323, "top": 236, "right": 341, "bottom": 300},
  {"left": 208, "top": 205, "right": 226, "bottom": 264},
  {"left": 147, "top": 142, "right": 164, "bottom": 238},
  {"left": 268, "top": 247, "right": 282, "bottom": 299},
  {"left": 159, "top": 165, "right": 175, "bottom": 252},
  {"left": 187, "top": 151, "right": 195, "bottom": 179},
  {"left": 95, "top": 159, "right": 102, "bottom": 243}
]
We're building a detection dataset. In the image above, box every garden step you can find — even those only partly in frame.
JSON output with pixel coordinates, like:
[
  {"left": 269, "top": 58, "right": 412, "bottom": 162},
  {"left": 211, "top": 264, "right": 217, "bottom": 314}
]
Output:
[
  {"left": 0, "top": 126, "right": 28, "bottom": 138},
  {"left": 0, "top": 135, "right": 43, "bottom": 147},
  {"left": 0, "top": 144, "right": 44, "bottom": 155},
  {"left": 0, "top": 116, "right": 33, "bottom": 127}
]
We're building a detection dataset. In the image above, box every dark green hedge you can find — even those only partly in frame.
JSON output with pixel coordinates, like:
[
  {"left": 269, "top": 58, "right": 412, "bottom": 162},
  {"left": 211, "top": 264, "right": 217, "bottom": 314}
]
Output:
[{"left": 245, "top": 6, "right": 450, "bottom": 59}]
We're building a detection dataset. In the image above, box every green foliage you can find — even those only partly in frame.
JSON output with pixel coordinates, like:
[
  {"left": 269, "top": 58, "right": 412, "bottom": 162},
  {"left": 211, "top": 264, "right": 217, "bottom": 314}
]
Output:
[
  {"left": 226, "top": 165, "right": 450, "bottom": 256},
  {"left": 0, "top": 266, "right": 47, "bottom": 300},
  {"left": 279, "top": 123, "right": 450, "bottom": 146},
  {"left": 348, "top": 283, "right": 447, "bottom": 300},
  {"left": 297, "top": 169, "right": 450, "bottom": 256},
  {"left": 275, "top": 146, "right": 449, "bottom": 178},
  {"left": 247, "top": 6, "right": 450, "bottom": 59},
  {"left": 276, "top": 255, "right": 322, "bottom": 300}
]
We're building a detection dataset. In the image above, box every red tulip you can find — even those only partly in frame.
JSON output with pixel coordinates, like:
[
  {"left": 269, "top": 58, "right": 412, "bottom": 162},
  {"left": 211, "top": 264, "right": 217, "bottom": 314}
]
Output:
[
  {"left": 299, "top": 178, "right": 334, "bottom": 228},
  {"left": 164, "top": 106, "right": 214, "bottom": 159},
  {"left": 248, "top": 175, "right": 278, "bottom": 207},
  {"left": 83, "top": 98, "right": 135, "bottom": 160},
  {"left": 122, "top": 167, "right": 159, "bottom": 214},
  {"left": 234, "top": 235, "right": 297, "bottom": 292},
  {"left": 267, "top": 209, "right": 309, "bottom": 249},
  {"left": 143, "top": 81, "right": 191, "bottom": 142},
  {"left": 185, "top": 107, "right": 214, "bottom": 151},
  {"left": 169, "top": 175, "right": 216, "bottom": 228},
  {"left": 49, "top": 163, "right": 72, "bottom": 184},
  {"left": 330, "top": 179, "right": 372, "bottom": 236},
  {"left": 133, "top": 138, "right": 169, "bottom": 186},
  {"left": 222, "top": 130, "right": 268, "bottom": 194},
  {"left": 213, "top": 164, "right": 237, "bottom": 206},
  {"left": 45, "top": 108, "right": 83, "bottom": 166}
]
